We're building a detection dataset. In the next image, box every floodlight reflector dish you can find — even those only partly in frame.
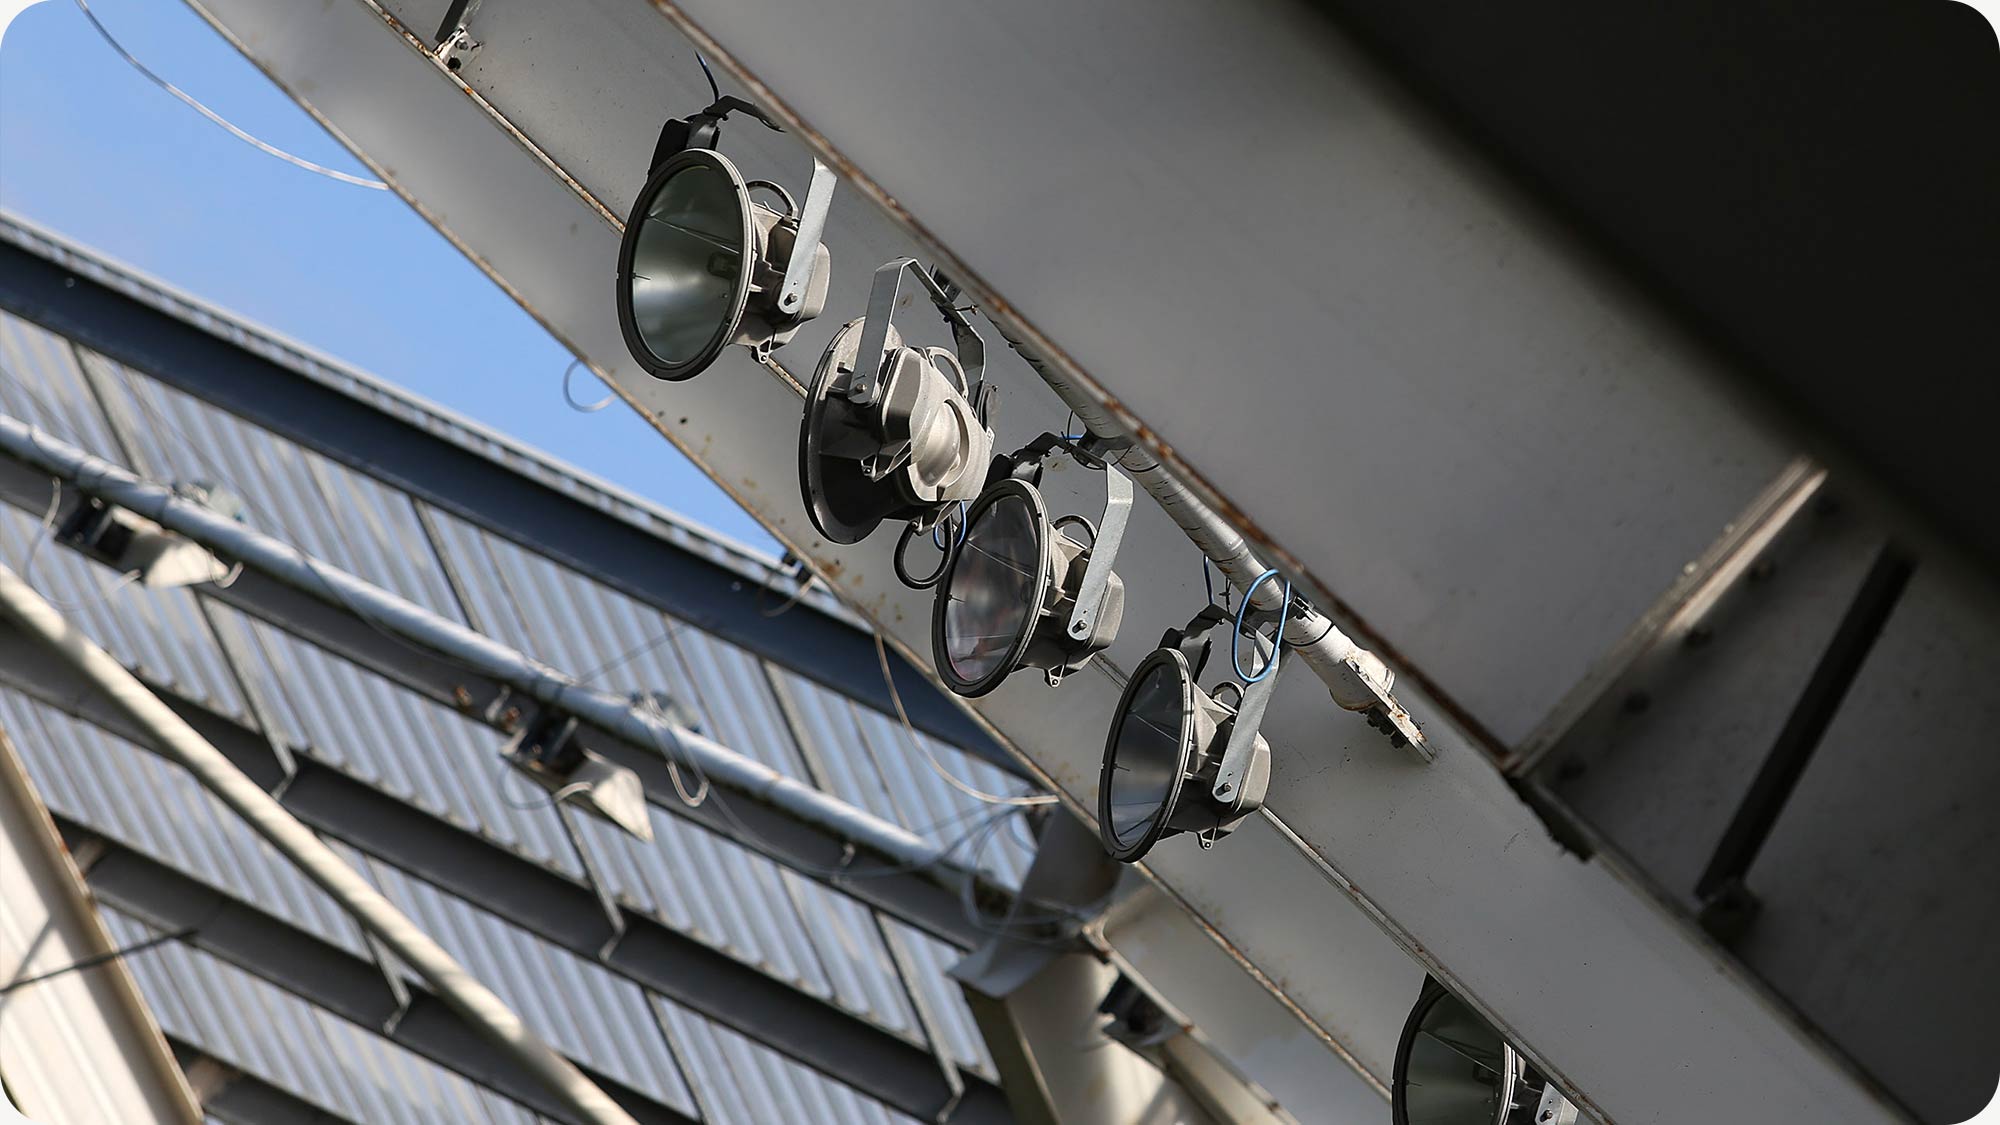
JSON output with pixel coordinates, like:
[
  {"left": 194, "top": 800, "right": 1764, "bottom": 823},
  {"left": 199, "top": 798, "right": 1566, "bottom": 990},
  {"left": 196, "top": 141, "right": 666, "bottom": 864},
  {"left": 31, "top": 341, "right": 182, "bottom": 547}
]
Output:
[
  {"left": 931, "top": 474, "right": 1125, "bottom": 697},
  {"left": 938, "top": 480, "right": 1048, "bottom": 692},
  {"left": 1393, "top": 981, "right": 1583, "bottom": 1125},
  {"left": 615, "top": 146, "right": 830, "bottom": 382},
  {"left": 617, "top": 149, "right": 754, "bottom": 380},
  {"left": 1101, "top": 649, "right": 1197, "bottom": 858},
  {"left": 1096, "top": 623, "right": 1271, "bottom": 864}
]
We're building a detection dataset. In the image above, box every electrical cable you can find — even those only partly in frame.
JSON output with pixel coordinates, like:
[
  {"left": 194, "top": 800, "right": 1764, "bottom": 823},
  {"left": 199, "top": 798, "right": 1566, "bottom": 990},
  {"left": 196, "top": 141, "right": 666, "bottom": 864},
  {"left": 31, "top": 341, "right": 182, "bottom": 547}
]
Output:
[
  {"left": 1283, "top": 612, "right": 1337, "bottom": 650},
  {"left": 0, "top": 925, "right": 198, "bottom": 996},
  {"left": 1051, "top": 513, "right": 1097, "bottom": 549},
  {"left": 694, "top": 51, "right": 722, "bottom": 103},
  {"left": 561, "top": 359, "right": 614, "bottom": 413},
  {"left": 754, "top": 563, "right": 813, "bottom": 617},
  {"left": 633, "top": 692, "right": 710, "bottom": 807},
  {"left": 931, "top": 500, "right": 969, "bottom": 552},
  {"left": 1232, "top": 568, "right": 1289, "bottom": 683},
  {"left": 873, "top": 631, "right": 1056, "bottom": 808},
  {"left": 893, "top": 502, "right": 968, "bottom": 591},
  {"left": 72, "top": 0, "right": 390, "bottom": 190}
]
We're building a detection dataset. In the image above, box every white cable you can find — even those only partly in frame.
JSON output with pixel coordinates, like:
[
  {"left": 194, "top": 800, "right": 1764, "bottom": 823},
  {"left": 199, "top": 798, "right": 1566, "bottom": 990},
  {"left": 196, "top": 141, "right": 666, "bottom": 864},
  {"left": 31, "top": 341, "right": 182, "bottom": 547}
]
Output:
[
  {"left": 72, "top": 0, "right": 390, "bottom": 190},
  {"left": 561, "top": 359, "right": 614, "bottom": 413},
  {"left": 626, "top": 694, "right": 710, "bottom": 807},
  {"left": 872, "top": 631, "right": 1056, "bottom": 808}
]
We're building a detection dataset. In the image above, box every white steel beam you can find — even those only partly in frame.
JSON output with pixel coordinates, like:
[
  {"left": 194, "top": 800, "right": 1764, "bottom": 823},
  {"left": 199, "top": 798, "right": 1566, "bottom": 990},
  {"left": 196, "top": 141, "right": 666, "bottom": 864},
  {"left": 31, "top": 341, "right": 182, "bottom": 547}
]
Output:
[
  {"left": 0, "top": 560, "right": 642, "bottom": 1125},
  {"left": 0, "top": 623, "right": 1009, "bottom": 1122},
  {"left": 174, "top": 1, "right": 1904, "bottom": 1120},
  {"left": 0, "top": 725, "right": 203, "bottom": 1125}
]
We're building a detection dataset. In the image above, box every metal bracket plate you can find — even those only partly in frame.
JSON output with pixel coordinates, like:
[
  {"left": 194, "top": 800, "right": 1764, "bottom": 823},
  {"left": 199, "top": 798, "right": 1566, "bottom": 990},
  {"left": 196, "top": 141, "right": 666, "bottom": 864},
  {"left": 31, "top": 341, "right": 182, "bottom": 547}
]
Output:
[
  {"left": 777, "top": 159, "right": 836, "bottom": 317},
  {"left": 1068, "top": 467, "right": 1132, "bottom": 641}
]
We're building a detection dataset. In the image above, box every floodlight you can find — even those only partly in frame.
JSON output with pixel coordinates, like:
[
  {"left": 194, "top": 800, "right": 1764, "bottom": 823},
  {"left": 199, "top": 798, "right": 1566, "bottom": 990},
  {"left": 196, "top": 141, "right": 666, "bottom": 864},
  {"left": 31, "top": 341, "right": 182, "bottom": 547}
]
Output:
[
  {"left": 615, "top": 96, "right": 833, "bottom": 381},
  {"left": 1393, "top": 980, "right": 1582, "bottom": 1125},
  {"left": 931, "top": 446, "right": 1130, "bottom": 697},
  {"left": 799, "top": 259, "right": 995, "bottom": 547},
  {"left": 503, "top": 712, "right": 653, "bottom": 843},
  {"left": 56, "top": 485, "right": 241, "bottom": 590},
  {"left": 1097, "top": 605, "right": 1273, "bottom": 863}
]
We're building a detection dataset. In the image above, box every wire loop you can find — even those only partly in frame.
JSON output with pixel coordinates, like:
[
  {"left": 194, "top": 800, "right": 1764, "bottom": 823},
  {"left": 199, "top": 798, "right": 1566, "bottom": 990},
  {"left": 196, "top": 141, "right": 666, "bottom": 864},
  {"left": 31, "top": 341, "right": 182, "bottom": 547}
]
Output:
[{"left": 1232, "top": 568, "right": 1290, "bottom": 683}]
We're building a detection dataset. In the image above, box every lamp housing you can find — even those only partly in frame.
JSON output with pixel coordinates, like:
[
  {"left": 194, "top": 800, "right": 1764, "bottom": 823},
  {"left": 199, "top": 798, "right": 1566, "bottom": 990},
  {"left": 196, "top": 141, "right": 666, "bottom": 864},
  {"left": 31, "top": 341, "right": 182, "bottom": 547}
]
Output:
[
  {"left": 1097, "top": 606, "right": 1274, "bottom": 863},
  {"left": 931, "top": 462, "right": 1129, "bottom": 697},
  {"left": 1392, "top": 979, "right": 1583, "bottom": 1125},
  {"left": 615, "top": 97, "right": 833, "bottom": 381},
  {"left": 800, "top": 259, "right": 994, "bottom": 546}
]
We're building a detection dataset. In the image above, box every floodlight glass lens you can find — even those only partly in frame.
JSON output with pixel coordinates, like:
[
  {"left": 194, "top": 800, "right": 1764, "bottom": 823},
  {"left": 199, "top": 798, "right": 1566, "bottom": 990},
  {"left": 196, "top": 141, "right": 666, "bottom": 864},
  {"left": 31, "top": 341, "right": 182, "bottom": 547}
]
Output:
[
  {"left": 1403, "top": 992, "right": 1511, "bottom": 1125},
  {"left": 627, "top": 161, "right": 745, "bottom": 364},
  {"left": 942, "top": 491, "right": 1041, "bottom": 684},
  {"left": 1106, "top": 659, "right": 1187, "bottom": 849}
]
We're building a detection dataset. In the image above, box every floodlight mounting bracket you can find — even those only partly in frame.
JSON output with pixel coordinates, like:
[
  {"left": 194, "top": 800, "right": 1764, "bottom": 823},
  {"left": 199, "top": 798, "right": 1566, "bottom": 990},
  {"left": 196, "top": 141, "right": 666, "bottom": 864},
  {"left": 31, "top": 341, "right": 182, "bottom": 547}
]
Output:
[
  {"left": 776, "top": 160, "right": 837, "bottom": 317},
  {"left": 1213, "top": 639, "right": 1276, "bottom": 805},
  {"left": 845, "top": 259, "right": 988, "bottom": 409},
  {"left": 1158, "top": 604, "right": 1231, "bottom": 682},
  {"left": 647, "top": 95, "right": 784, "bottom": 174},
  {"left": 53, "top": 495, "right": 234, "bottom": 590},
  {"left": 501, "top": 709, "right": 653, "bottom": 841},
  {"left": 1000, "top": 430, "right": 1116, "bottom": 484},
  {"left": 1067, "top": 467, "right": 1132, "bottom": 642}
]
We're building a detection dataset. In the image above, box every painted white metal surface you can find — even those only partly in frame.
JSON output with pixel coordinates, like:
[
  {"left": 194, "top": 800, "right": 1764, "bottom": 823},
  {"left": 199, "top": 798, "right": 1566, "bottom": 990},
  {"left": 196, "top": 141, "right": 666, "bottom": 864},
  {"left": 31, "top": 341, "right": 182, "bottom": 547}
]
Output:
[
  {"left": 175, "top": 0, "right": 1908, "bottom": 1121},
  {"left": 0, "top": 724, "right": 201, "bottom": 1125},
  {"left": 1101, "top": 884, "right": 1390, "bottom": 1123}
]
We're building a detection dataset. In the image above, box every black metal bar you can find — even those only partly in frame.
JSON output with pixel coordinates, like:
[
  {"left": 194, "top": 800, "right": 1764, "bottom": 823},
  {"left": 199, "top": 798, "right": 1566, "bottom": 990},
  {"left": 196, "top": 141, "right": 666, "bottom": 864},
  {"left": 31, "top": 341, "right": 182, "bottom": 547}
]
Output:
[
  {"left": 1695, "top": 541, "right": 1916, "bottom": 903},
  {"left": 433, "top": 0, "right": 475, "bottom": 44},
  {"left": 67, "top": 822, "right": 699, "bottom": 1125},
  {"left": 169, "top": 1036, "right": 357, "bottom": 1125}
]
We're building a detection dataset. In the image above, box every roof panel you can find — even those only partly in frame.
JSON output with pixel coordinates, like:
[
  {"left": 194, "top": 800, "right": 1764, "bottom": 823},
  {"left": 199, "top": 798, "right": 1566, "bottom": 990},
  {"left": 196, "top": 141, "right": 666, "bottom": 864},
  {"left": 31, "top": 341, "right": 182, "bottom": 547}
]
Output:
[{"left": 103, "top": 917, "right": 546, "bottom": 1125}]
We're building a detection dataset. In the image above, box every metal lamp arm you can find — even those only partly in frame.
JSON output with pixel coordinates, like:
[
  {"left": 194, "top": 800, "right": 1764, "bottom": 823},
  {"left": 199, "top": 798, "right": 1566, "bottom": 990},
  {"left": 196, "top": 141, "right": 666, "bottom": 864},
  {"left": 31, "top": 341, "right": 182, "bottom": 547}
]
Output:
[
  {"left": 847, "top": 259, "right": 987, "bottom": 405},
  {"left": 1066, "top": 467, "right": 1132, "bottom": 641}
]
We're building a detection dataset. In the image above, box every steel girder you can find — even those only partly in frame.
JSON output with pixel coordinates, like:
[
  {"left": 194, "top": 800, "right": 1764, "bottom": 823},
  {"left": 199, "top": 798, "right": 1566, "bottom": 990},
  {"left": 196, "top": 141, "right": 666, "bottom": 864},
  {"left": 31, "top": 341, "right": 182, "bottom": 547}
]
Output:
[
  {"left": 0, "top": 434, "right": 1019, "bottom": 951},
  {"left": 168, "top": 1037, "right": 359, "bottom": 1125},
  {"left": 0, "top": 625, "right": 1008, "bottom": 1123},
  {"left": 164, "top": 0, "right": 1917, "bottom": 1119},
  {"left": 62, "top": 819, "right": 697, "bottom": 1125}
]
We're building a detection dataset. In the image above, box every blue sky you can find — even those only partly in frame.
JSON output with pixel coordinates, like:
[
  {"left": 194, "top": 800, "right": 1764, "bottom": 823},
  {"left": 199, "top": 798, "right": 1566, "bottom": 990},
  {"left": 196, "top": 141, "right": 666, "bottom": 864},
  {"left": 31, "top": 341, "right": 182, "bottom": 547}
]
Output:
[{"left": 0, "top": 0, "right": 779, "bottom": 552}]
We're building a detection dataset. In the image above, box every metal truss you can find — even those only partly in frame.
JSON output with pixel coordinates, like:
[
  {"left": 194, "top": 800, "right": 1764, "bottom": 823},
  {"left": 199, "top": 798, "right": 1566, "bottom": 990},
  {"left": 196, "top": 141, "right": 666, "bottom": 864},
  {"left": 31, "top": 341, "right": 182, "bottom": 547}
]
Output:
[
  {"left": 63, "top": 819, "right": 698, "bottom": 1125},
  {"left": 0, "top": 424, "right": 1025, "bottom": 951},
  {"left": 0, "top": 624, "right": 1008, "bottom": 1123}
]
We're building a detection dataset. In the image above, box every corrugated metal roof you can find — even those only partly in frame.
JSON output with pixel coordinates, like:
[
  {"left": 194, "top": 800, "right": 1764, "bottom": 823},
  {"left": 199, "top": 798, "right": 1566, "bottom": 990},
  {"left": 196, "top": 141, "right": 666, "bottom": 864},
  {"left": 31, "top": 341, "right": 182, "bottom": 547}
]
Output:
[
  {"left": 105, "top": 911, "right": 551, "bottom": 1125},
  {"left": 0, "top": 258, "right": 1037, "bottom": 1118}
]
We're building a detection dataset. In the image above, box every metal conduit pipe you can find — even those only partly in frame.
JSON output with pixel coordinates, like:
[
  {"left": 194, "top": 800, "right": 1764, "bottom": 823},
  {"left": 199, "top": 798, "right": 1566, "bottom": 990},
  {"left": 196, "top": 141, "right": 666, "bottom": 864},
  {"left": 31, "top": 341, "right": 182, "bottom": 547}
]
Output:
[
  {"left": 988, "top": 323, "right": 1430, "bottom": 759},
  {"left": 0, "top": 561, "right": 643, "bottom": 1125},
  {"left": 0, "top": 416, "right": 1000, "bottom": 887}
]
